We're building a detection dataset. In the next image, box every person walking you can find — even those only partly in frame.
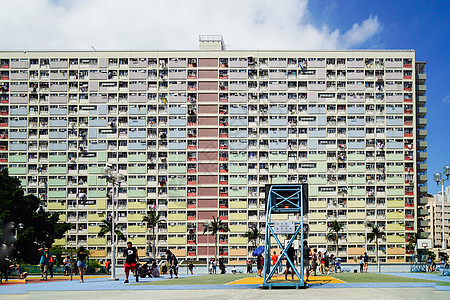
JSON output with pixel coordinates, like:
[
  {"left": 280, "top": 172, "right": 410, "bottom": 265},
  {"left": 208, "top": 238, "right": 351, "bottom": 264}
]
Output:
[
  {"left": 256, "top": 254, "right": 264, "bottom": 277},
  {"left": 165, "top": 249, "right": 178, "bottom": 279},
  {"left": 208, "top": 258, "right": 213, "bottom": 274},
  {"left": 48, "top": 254, "right": 54, "bottom": 278},
  {"left": 311, "top": 249, "right": 318, "bottom": 276},
  {"left": 105, "top": 259, "right": 111, "bottom": 275},
  {"left": 188, "top": 262, "right": 194, "bottom": 275},
  {"left": 318, "top": 251, "right": 325, "bottom": 274},
  {"left": 329, "top": 254, "right": 336, "bottom": 273},
  {"left": 212, "top": 258, "right": 217, "bottom": 274},
  {"left": 38, "top": 247, "right": 50, "bottom": 281},
  {"left": 302, "top": 241, "right": 311, "bottom": 281},
  {"left": 76, "top": 246, "right": 88, "bottom": 283},
  {"left": 278, "top": 251, "right": 283, "bottom": 273},
  {"left": 63, "top": 256, "right": 70, "bottom": 276},
  {"left": 363, "top": 252, "right": 369, "bottom": 273},
  {"left": 271, "top": 251, "right": 279, "bottom": 274},
  {"left": 359, "top": 255, "right": 364, "bottom": 273},
  {"left": 285, "top": 245, "right": 296, "bottom": 280},
  {"left": 123, "top": 241, "right": 139, "bottom": 283}
]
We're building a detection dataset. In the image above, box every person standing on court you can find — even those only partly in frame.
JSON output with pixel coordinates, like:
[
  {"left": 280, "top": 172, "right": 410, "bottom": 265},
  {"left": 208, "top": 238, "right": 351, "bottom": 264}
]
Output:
[
  {"left": 256, "top": 254, "right": 264, "bottom": 277},
  {"left": 63, "top": 256, "right": 70, "bottom": 276},
  {"left": 48, "top": 254, "right": 55, "bottom": 278},
  {"left": 76, "top": 246, "right": 88, "bottom": 283},
  {"left": 38, "top": 247, "right": 50, "bottom": 281},
  {"left": 363, "top": 252, "right": 369, "bottom": 273},
  {"left": 123, "top": 241, "right": 139, "bottom": 283},
  {"left": 271, "top": 251, "right": 279, "bottom": 274},
  {"left": 285, "top": 245, "right": 296, "bottom": 280},
  {"left": 302, "top": 241, "right": 311, "bottom": 281},
  {"left": 165, "top": 249, "right": 178, "bottom": 278}
]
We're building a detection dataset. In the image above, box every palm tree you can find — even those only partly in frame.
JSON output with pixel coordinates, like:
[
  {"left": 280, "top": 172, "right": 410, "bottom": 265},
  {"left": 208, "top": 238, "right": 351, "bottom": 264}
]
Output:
[
  {"left": 142, "top": 212, "right": 164, "bottom": 259},
  {"left": 98, "top": 219, "right": 126, "bottom": 242},
  {"left": 367, "top": 224, "right": 385, "bottom": 273},
  {"left": 203, "top": 216, "right": 229, "bottom": 262},
  {"left": 244, "top": 226, "right": 261, "bottom": 247},
  {"left": 406, "top": 233, "right": 417, "bottom": 255},
  {"left": 326, "top": 220, "right": 343, "bottom": 257}
]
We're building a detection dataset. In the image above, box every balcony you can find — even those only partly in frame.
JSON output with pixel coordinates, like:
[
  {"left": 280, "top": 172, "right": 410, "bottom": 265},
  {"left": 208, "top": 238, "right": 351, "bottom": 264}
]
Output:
[
  {"left": 417, "top": 118, "right": 427, "bottom": 128},
  {"left": 416, "top": 96, "right": 426, "bottom": 107},
  {"left": 418, "top": 186, "right": 428, "bottom": 194},
  {"left": 417, "top": 140, "right": 427, "bottom": 150},
  {"left": 417, "top": 129, "right": 427, "bottom": 139},
  {"left": 418, "top": 174, "right": 427, "bottom": 183},
  {"left": 417, "top": 208, "right": 428, "bottom": 217},
  {"left": 416, "top": 85, "right": 426, "bottom": 96},
  {"left": 418, "top": 197, "right": 428, "bottom": 206},
  {"left": 417, "top": 152, "right": 427, "bottom": 161},
  {"left": 417, "top": 107, "right": 427, "bottom": 117}
]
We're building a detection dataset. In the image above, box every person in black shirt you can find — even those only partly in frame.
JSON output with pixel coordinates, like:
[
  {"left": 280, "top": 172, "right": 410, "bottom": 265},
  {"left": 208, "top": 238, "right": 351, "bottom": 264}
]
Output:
[
  {"left": 302, "top": 241, "right": 311, "bottom": 281},
  {"left": 77, "top": 246, "right": 88, "bottom": 283},
  {"left": 165, "top": 249, "right": 178, "bottom": 278},
  {"left": 123, "top": 242, "right": 139, "bottom": 283},
  {"left": 285, "top": 245, "right": 296, "bottom": 280}
]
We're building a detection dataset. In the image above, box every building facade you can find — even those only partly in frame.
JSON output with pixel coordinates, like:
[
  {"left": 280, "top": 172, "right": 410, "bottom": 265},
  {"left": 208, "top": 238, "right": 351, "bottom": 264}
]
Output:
[
  {"left": 426, "top": 188, "right": 450, "bottom": 249},
  {"left": 0, "top": 38, "right": 428, "bottom": 263}
]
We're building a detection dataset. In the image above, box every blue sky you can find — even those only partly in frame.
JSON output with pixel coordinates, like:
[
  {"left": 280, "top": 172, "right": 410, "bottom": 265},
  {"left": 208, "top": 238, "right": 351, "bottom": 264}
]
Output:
[
  {"left": 1, "top": 0, "right": 448, "bottom": 193},
  {"left": 308, "top": 0, "right": 449, "bottom": 194}
]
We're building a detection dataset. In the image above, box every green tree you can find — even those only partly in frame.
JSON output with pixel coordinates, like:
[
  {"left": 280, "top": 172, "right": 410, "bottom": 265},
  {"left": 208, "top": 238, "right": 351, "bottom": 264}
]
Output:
[
  {"left": 326, "top": 221, "right": 343, "bottom": 257},
  {"left": 243, "top": 226, "right": 261, "bottom": 247},
  {"left": 203, "top": 216, "right": 229, "bottom": 262},
  {"left": 367, "top": 224, "right": 385, "bottom": 273},
  {"left": 406, "top": 233, "right": 417, "bottom": 254},
  {"left": 98, "top": 219, "right": 126, "bottom": 242},
  {"left": 0, "top": 169, "right": 70, "bottom": 264},
  {"left": 427, "top": 250, "right": 436, "bottom": 261},
  {"left": 142, "top": 212, "right": 164, "bottom": 258}
]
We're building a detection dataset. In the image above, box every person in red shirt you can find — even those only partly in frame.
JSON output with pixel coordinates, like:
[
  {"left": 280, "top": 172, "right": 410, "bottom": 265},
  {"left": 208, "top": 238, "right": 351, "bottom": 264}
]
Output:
[
  {"left": 271, "top": 251, "right": 279, "bottom": 274},
  {"left": 105, "top": 260, "right": 111, "bottom": 275}
]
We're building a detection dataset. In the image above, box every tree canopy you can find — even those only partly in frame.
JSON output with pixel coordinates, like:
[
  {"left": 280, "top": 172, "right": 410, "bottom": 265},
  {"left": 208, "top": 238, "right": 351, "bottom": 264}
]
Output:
[
  {"left": 0, "top": 169, "right": 70, "bottom": 264},
  {"left": 243, "top": 226, "right": 261, "bottom": 247}
]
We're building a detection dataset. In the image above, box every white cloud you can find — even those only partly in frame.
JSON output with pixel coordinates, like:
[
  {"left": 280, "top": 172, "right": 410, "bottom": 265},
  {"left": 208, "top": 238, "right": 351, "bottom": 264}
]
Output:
[
  {"left": 0, "top": 0, "right": 380, "bottom": 50},
  {"left": 341, "top": 16, "right": 380, "bottom": 48},
  {"left": 443, "top": 95, "right": 450, "bottom": 103}
]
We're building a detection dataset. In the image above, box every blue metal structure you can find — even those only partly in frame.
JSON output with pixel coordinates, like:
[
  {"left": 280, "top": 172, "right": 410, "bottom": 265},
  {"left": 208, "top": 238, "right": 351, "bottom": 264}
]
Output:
[
  {"left": 410, "top": 253, "right": 427, "bottom": 272},
  {"left": 262, "top": 184, "right": 308, "bottom": 289}
]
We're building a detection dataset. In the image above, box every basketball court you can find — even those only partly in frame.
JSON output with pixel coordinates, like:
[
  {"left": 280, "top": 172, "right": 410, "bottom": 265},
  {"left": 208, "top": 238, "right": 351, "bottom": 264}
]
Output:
[{"left": 227, "top": 275, "right": 345, "bottom": 285}]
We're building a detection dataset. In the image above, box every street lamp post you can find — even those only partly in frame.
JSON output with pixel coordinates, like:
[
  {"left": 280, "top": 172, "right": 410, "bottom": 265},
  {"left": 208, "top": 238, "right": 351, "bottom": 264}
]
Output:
[
  {"left": 433, "top": 165, "right": 450, "bottom": 251},
  {"left": 102, "top": 165, "right": 124, "bottom": 281}
]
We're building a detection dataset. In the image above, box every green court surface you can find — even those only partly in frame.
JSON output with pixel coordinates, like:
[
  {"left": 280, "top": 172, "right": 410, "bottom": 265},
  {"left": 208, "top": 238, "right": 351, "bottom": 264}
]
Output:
[
  {"left": 137, "top": 273, "right": 252, "bottom": 285},
  {"left": 331, "top": 273, "right": 441, "bottom": 284}
]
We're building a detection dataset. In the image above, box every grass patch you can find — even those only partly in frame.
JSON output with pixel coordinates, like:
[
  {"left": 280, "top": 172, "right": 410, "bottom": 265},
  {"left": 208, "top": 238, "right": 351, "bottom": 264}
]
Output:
[
  {"left": 331, "top": 273, "right": 438, "bottom": 283},
  {"left": 137, "top": 273, "right": 253, "bottom": 285}
]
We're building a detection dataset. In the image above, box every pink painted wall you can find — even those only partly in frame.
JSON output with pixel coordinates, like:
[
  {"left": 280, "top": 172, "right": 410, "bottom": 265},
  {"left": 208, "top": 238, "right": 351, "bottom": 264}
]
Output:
[
  {"left": 198, "top": 58, "right": 218, "bottom": 68},
  {"left": 198, "top": 186, "right": 218, "bottom": 197},
  {"left": 198, "top": 116, "right": 218, "bottom": 126},
  {"left": 198, "top": 93, "right": 218, "bottom": 102},
  {"left": 198, "top": 199, "right": 218, "bottom": 208},
  {"left": 198, "top": 105, "right": 218, "bottom": 114},
  {"left": 198, "top": 175, "right": 218, "bottom": 185},
  {"left": 198, "top": 70, "right": 218, "bottom": 79},
  {"left": 198, "top": 128, "right": 218, "bottom": 138},
  {"left": 198, "top": 151, "right": 218, "bottom": 161},
  {"left": 198, "top": 140, "right": 218, "bottom": 149}
]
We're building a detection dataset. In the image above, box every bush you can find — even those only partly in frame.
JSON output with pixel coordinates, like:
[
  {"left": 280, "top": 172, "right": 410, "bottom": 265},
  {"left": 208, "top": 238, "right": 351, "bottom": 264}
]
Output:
[{"left": 88, "top": 259, "right": 101, "bottom": 268}]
